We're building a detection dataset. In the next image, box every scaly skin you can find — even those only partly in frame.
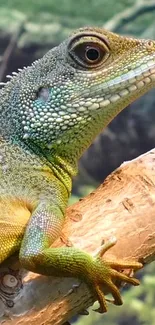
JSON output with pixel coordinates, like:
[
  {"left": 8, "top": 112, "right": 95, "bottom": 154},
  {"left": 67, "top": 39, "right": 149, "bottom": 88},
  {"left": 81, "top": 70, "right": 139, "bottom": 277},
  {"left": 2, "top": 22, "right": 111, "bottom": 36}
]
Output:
[{"left": 0, "top": 27, "right": 155, "bottom": 313}]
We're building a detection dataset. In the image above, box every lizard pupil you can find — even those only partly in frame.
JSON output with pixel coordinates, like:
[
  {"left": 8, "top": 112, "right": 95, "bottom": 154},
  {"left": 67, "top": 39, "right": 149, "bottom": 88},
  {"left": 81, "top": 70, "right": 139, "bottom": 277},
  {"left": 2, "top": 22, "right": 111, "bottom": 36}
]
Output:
[{"left": 85, "top": 47, "right": 100, "bottom": 62}]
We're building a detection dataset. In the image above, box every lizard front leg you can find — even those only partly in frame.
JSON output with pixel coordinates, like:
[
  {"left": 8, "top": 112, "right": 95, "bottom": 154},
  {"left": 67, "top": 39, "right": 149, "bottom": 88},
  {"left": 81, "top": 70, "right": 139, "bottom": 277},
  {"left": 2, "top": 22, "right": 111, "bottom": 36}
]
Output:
[{"left": 19, "top": 199, "right": 142, "bottom": 313}]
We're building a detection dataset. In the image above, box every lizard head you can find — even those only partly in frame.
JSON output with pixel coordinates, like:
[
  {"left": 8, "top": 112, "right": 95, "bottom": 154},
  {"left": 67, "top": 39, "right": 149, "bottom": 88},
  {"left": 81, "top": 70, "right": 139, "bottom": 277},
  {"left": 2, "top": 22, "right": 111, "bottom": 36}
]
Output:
[{"left": 1, "top": 27, "right": 155, "bottom": 160}]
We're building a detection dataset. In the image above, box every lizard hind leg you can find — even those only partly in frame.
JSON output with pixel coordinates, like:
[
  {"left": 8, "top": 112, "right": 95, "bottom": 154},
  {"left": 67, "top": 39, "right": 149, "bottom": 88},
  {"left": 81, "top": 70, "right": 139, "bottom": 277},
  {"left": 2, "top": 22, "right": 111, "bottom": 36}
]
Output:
[{"left": 19, "top": 202, "right": 142, "bottom": 314}]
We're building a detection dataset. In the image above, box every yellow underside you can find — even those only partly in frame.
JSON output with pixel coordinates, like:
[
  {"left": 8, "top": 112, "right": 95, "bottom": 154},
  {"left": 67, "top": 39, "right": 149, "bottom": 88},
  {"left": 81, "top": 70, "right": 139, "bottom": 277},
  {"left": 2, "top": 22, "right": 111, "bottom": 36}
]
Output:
[{"left": 0, "top": 198, "right": 31, "bottom": 263}]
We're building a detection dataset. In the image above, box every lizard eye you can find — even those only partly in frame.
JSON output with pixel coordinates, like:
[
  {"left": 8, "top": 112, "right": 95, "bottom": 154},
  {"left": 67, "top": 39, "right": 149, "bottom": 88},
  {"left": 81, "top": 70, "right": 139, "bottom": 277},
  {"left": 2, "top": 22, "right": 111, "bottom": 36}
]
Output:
[{"left": 68, "top": 33, "right": 110, "bottom": 69}]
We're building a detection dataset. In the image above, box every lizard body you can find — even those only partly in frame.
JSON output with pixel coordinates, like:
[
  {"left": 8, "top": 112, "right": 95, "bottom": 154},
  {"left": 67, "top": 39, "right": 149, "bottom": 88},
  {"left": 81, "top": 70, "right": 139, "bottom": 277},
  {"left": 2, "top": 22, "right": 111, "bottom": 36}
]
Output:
[{"left": 0, "top": 26, "right": 155, "bottom": 313}]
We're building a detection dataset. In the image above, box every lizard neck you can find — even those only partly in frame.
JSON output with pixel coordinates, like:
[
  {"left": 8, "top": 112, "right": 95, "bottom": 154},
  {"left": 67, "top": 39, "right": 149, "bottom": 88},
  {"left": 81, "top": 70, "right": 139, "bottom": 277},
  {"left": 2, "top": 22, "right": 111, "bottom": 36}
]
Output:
[
  {"left": 0, "top": 134, "right": 73, "bottom": 197},
  {"left": 45, "top": 102, "right": 125, "bottom": 162},
  {"left": 20, "top": 139, "right": 75, "bottom": 195}
]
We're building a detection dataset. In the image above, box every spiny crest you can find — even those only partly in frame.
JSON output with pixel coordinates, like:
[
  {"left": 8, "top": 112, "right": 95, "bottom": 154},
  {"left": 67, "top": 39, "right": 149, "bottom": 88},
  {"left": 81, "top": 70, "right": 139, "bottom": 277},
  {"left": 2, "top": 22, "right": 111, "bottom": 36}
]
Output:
[
  {"left": 0, "top": 61, "right": 39, "bottom": 89},
  {"left": 0, "top": 68, "right": 22, "bottom": 88}
]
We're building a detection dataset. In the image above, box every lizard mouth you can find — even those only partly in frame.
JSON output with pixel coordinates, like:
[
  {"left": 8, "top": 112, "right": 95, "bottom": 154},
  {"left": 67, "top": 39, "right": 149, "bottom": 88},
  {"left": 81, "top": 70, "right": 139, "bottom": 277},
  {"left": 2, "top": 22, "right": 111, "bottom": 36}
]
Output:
[
  {"left": 73, "top": 56, "right": 155, "bottom": 113},
  {"left": 96, "top": 64, "right": 155, "bottom": 110}
]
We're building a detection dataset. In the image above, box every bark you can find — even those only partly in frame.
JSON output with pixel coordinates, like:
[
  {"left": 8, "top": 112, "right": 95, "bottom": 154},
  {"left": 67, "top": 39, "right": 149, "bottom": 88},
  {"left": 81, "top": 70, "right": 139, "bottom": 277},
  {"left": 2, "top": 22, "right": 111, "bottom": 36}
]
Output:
[{"left": 0, "top": 149, "right": 155, "bottom": 325}]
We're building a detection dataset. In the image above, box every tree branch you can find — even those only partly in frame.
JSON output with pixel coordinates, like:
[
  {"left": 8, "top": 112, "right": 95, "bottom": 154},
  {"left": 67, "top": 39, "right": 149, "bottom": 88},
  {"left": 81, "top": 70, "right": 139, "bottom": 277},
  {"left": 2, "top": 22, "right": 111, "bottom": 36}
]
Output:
[
  {"left": 104, "top": 0, "right": 155, "bottom": 32},
  {"left": 1, "top": 149, "right": 155, "bottom": 325}
]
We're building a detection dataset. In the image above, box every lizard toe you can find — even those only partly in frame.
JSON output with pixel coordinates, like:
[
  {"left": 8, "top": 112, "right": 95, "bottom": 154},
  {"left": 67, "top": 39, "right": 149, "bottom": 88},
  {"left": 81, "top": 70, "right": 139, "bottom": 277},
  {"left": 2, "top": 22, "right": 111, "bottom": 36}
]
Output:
[{"left": 87, "top": 239, "right": 142, "bottom": 313}]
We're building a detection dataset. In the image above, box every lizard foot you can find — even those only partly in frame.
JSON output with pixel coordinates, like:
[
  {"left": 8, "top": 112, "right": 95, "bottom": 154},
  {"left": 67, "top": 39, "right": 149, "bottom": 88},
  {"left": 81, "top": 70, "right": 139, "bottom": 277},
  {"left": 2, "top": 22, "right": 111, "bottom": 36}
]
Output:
[{"left": 87, "top": 237, "right": 142, "bottom": 313}]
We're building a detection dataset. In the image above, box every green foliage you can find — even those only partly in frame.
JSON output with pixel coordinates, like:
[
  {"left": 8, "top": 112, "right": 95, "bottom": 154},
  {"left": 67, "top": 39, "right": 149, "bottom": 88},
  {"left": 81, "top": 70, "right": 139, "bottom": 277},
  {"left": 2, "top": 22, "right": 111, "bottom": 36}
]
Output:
[
  {"left": 0, "top": 0, "right": 155, "bottom": 47},
  {"left": 0, "top": 0, "right": 135, "bottom": 22}
]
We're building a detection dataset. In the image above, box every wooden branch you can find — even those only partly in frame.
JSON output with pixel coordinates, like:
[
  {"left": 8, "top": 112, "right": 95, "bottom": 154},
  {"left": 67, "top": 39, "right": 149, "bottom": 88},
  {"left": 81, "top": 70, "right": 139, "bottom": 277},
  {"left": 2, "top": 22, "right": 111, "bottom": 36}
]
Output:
[
  {"left": 104, "top": 0, "right": 155, "bottom": 32},
  {"left": 1, "top": 149, "right": 155, "bottom": 325}
]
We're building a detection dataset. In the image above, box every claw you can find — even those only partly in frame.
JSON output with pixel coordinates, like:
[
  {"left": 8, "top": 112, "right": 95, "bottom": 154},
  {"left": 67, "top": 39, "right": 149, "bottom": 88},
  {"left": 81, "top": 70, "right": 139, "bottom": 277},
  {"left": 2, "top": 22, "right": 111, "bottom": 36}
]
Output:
[
  {"left": 105, "top": 298, "right": 115, "bottom": 304},
  {"left": 66, "top": 283, "right": 80, "bottom": 296},
  {"left": 79, "top": 309, "right": 89, "bottom": 315}
]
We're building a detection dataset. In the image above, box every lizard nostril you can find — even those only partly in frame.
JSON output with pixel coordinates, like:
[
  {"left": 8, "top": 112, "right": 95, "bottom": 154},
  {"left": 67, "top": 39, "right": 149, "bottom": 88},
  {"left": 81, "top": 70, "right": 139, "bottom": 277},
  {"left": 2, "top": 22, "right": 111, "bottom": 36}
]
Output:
[{"left": 146, "top": 40, "right": 154, "bottom": 49}]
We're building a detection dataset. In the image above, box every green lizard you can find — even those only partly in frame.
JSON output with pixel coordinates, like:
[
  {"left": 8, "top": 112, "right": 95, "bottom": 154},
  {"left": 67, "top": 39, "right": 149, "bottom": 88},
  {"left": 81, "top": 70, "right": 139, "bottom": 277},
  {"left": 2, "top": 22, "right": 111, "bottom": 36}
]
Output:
[{"left": 0, "top": 26, "right": 155, "bottom": 314}]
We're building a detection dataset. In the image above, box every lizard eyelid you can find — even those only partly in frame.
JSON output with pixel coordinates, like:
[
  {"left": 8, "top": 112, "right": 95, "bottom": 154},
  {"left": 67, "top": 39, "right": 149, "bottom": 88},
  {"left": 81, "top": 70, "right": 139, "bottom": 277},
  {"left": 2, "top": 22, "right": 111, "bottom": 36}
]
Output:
[{"left": 68, "top": 33, "right": 110, "bottom": 69}]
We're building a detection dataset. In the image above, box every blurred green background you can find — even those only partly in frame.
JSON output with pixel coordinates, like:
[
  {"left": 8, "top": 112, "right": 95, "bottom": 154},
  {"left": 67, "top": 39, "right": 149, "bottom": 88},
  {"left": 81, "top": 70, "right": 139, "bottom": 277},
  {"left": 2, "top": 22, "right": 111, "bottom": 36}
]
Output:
[{"left": 0, "top": 0, "right": 155, "bottom": 324}]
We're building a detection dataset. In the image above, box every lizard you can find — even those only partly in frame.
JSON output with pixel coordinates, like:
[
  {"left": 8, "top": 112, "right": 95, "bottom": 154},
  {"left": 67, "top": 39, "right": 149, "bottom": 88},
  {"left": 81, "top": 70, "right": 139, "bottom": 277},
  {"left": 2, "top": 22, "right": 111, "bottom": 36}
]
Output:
[{"left": 0, "top": 26, "right": 155, "bottom": 314}]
